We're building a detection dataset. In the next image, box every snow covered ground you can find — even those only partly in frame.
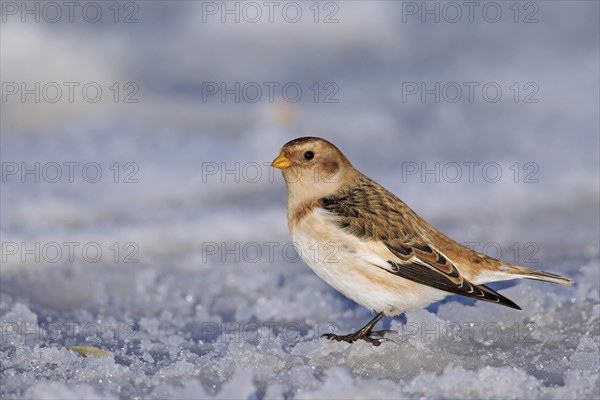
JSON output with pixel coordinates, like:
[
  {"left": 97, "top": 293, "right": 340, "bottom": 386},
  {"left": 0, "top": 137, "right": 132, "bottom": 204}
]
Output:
[{"left": 1, "top": 1, "right": 599, "bottom": 399}]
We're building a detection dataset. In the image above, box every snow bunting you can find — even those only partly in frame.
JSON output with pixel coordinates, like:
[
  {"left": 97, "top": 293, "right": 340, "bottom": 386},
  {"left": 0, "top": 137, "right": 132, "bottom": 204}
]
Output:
[{"left": 272, "top": 137, "right": 573, "bottom": 346}]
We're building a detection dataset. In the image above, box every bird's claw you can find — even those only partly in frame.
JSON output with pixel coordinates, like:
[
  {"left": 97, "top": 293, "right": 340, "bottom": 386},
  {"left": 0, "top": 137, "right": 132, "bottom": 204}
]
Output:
[{"left": 321, "top": 330, "right": 396, "bottom": 346}]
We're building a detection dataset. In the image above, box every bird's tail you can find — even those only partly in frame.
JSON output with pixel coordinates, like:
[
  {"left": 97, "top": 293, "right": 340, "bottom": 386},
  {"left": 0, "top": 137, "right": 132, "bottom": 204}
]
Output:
[{"left": 507, "top": 266, "right": 573, "bottom": 285}]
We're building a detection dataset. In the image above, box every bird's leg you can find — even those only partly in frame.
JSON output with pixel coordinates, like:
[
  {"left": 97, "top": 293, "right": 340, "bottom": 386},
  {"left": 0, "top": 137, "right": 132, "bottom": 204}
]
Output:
[{"left": 322, "top": 312, "right": 396, "bottom": 346}]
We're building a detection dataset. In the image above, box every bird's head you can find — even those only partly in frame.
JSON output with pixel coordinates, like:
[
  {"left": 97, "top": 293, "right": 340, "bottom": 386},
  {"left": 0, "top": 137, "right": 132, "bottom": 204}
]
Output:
[{"left": 271, "top": 137, "right": 356, "bottom": 204}]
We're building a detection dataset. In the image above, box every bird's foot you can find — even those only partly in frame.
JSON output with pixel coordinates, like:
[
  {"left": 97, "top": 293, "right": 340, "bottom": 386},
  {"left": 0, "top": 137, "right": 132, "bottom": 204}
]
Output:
[{"left": 321, "top": 329, "right": 396, "bottom": 346}]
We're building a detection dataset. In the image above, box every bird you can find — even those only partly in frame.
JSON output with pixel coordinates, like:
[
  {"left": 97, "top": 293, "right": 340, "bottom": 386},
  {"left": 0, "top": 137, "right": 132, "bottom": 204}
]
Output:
[{"left": 271, "top": 137, "right": 573, "bottom": 346}]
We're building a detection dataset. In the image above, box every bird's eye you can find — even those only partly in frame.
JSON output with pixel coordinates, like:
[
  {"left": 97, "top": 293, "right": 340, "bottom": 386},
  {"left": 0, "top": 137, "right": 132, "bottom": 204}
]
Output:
[{"left": 304, "top": 151, "right": 314, "bottom": 160}]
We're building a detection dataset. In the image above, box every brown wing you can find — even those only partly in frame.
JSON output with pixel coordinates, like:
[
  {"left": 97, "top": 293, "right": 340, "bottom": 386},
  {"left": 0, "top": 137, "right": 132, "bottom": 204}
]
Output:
[{"left": 320, "top": 176, "right": 521, "bottom": 310}]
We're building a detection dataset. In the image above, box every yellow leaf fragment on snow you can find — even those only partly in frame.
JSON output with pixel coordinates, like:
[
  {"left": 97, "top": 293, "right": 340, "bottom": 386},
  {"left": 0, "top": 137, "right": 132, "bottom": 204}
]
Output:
[{"left": 66, "top": 345, "right": 108, "bottom": 358}]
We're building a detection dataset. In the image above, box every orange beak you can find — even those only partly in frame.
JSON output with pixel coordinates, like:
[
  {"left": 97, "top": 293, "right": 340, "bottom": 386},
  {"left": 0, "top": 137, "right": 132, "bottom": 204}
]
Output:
[{"left": 271, "top": 153, "right": 292, "bottom": 169}]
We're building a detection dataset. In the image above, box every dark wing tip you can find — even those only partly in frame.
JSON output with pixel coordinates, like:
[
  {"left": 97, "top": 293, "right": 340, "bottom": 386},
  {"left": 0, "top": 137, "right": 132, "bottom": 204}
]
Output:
[{"left": 479, "top": 284, "right": 522, "bottom": 310}]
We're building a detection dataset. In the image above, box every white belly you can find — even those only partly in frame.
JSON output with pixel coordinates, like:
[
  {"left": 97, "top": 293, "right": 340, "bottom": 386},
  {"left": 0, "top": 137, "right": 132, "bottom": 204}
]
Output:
[{"left": 290, "top": 209, "right": 448, "bottom": 315}]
